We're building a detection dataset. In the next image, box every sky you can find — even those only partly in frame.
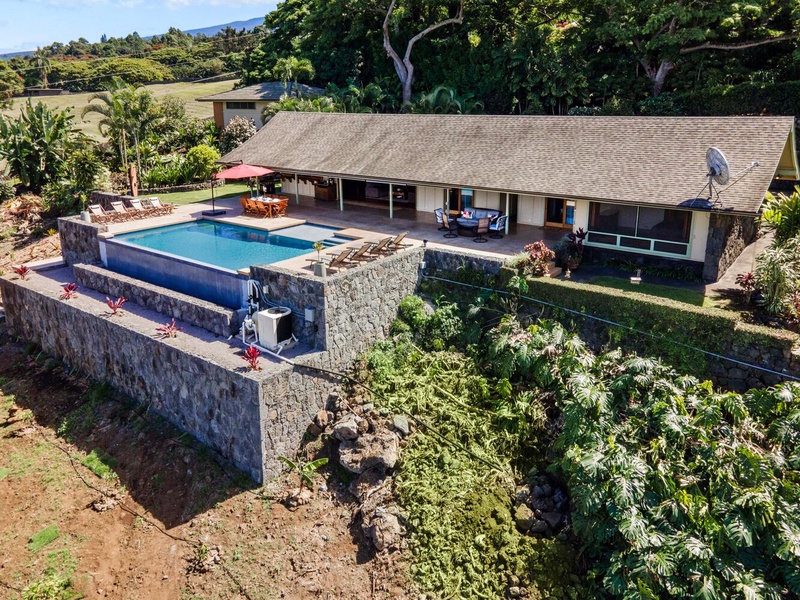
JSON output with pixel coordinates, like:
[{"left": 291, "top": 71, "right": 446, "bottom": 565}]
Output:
[{"left": 0, "top": 0, "right": 279, "bottom": 54}]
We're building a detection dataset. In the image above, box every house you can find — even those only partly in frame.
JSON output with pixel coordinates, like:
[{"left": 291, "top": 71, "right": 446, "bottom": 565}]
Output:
[
  {"left": 197, "top": 81, "right": 326, "bottom": 130},
  {"left": 220, "top": 113, "right": 799, "bottom": 281}
]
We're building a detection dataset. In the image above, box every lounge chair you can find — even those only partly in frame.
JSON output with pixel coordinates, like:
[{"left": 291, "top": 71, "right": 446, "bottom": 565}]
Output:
[
  {"left": 489, "top": 215, "right": 508, "bottom": 238},
  {"left": 388, "top": 231, "right": 413, "bottom": 251},
  {"left": 109, "top": 200, "right": 132, "bottom": 221},
  {"left": 348, "top": 242, "right": 378, "bottom": 262},
  {"left": 473, "top": 217, "right": 490, "bottom": 243},
  {"left": 441, "top": 213, "right": 459, "bottom": 238},
  {"left": 305, "top": 248, "right": 355, "bottom": 272},
  {"left": 127, "top": 198, "right": 149, "bottom": 218},
  {"left": 87, "top": 204, "right": 113, "bottom": 224},
  {"left": 365, "top": 237, "right": 394, "bottom": 256},
  {"left": 147, "top": 197, "right": 173, "bottom": 215}
]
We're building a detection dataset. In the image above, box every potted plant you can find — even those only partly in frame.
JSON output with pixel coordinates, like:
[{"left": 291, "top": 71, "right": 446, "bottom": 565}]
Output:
[
  {"left": 564, "top": 228, "right": 586, "bottom": 271},
  {"left": 312, "top": 240, "right": 326, "bottom": 277}
]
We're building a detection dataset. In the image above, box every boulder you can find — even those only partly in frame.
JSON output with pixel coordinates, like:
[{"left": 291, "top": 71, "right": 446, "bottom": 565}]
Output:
[
  {"left": 333, "top": 418, "right": 359, "bottom": 442},
  {"left": 542, "top": 511, "right": 563, "bottom": 529},
  {"left": 529, "top": 520, "right": 549, "bottom": 534},
  {"left": 338, "top": 429, "right": 399, "bottom": 474},
  {"left": 515, "top": 503, "right": 535, "bottom": 531},
  {"left": 365, "top": 508, "right": 402, "bottom": 552}
]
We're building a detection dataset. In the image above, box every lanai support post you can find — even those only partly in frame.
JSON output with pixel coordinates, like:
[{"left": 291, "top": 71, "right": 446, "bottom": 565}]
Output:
[
  {"left": 294, "top": 173, "right": 299, "bottom": 205},
  {"left": 389, "top": 183, "right": 393, "bottom": 219},
  {"left": 338, "top": 178, "right": 344, "bottom": 212},
  {"left": 505, "top": 192, "right": 510, "bottom": 234}
]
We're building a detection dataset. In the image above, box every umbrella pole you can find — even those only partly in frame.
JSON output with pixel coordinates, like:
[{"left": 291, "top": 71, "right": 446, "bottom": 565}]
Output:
[{"left": 202, "top": 177, "right": 227, "bottom": 217}]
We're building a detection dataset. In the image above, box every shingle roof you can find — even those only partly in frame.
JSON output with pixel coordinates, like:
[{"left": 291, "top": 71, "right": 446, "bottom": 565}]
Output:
[
  {"left": 197, "top": 82, "right": 326, "bottom": 102},
  {"left": 220, "top": 113, "right": 797, "bottom": 214}
]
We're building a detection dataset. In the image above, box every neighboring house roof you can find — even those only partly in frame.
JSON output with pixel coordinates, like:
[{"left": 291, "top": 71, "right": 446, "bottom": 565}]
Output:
[
  {"left": 221, "top": 113, "right": 798, "bottom": 215},
  {"left": 197, "top": 82, "right": 326, "bottom": 103}
]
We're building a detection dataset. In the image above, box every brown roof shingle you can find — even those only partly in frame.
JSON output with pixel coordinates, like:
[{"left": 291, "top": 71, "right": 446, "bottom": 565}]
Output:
[{"left": 220, "top": 113, "right": 796, "bottom": 214}]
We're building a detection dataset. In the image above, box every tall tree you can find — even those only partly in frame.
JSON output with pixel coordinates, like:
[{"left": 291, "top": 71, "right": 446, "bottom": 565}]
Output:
[
  {"left": 578, "top": 0, "right": 800, "bottom": 96},
  {"left": 382, "top": 0, "right": 464, "bottom": 105},
  {"left": 33, "top": 49, "right": 51, "bottom": 89},
  {"left": 0, "top": 61, "right": 23, "bottom": 109}
]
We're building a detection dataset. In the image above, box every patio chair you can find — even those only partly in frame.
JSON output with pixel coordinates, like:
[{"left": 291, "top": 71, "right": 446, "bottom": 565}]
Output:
[
  {"left": 109, "top": 200, "right": 132, "bottom": 221},
  {"left": 388, "top": 231, "right": 413, "bottom": 251},
  {"left": 272, "top": 198, "right": 288, "bottom": 218},
  {"left": 87, "top": 204, "right": 113, "bottom": 224},
  {"left": 434, "top": 207, "right": 448, "bottom": 231},
  {"left": 365, "top": 237, "right": 394, "bottom": 256},
  {"left": 489, "top": 215, "right": 508, "bottom": 239},
  {"left": 473, "top": 217, "right": 490, "bottom": 243},
  {"left": 441, "top": 212, "right": 459, "bottom": 238},
  {"left": 246, "top": 198, "right": 269, "bottom": 217}
]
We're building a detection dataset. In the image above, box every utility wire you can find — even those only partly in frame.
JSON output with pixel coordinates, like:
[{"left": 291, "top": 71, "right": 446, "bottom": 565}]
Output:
[{"left": 423, "top": 274, "right": 800, "bottom": 383}]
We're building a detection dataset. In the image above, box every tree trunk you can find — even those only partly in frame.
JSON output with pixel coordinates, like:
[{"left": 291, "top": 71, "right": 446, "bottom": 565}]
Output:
[
  {"left": 640, "top": 58, "right": 674, "bottom": 97},
  {"left": 382, "top": 0, "right": 464, "bottom": 106}
]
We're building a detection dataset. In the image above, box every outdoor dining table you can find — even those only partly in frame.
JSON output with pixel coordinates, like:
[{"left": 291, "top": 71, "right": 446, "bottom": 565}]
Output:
[{"left": 252, "top": 196, "right": 288, "bottom": 218}]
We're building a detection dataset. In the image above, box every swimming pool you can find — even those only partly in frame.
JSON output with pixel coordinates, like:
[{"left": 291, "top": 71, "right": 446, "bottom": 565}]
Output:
[
  {"left": 101, "top": 220, "right": 350, "bottom": 308},
  {"left": 114, "top": 220, "right": 350, "bottom": 271}
]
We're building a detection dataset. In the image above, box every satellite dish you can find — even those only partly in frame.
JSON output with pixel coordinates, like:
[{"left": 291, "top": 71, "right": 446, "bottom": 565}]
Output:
[{"left": 706, "top": 147, "right": 730, "bottom": 185}]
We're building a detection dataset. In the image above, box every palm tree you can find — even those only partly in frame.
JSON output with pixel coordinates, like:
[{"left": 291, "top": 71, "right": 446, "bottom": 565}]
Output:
[
  {"left": 82, "top": 77, "right": 159, "bottom": 189},
  {"left": 33, "top": 49, "right": 51, "bottom": 89},
  {"left": 272, "top": 57, "right": 315, "bottom": 97}
]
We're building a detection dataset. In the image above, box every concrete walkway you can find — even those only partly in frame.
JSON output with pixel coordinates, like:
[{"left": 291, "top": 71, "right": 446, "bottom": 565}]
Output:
[{"left": 705, "top": 232, "right": 772, "bottom": 299}]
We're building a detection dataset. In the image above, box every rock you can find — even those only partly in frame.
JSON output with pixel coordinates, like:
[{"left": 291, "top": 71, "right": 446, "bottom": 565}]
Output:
[
  {"left": 365, "top": 508, "right": 402, "bottom": 551},
  {"left": 515, "top": 487, "right": 530, "bottom": 504},
  {"left": 362, "top": 403, "right": 374, "bottom": 413},
  {"left": 338, "top": 430, "right": 399, "bottom": 474},
  {"left": 391, "top": 414, "right": 410, "bottom": 437},
  {"left": 357, "top": 418, "right": 370, "bottom": 434},
  {"left": 541, "top": 484, "right": 553, "bottom": 497},
  {"left": 552, "top": 489, "right": 566, "bottom": 505},
  {"left": 542, "top": 511, "right": 563, "bottom": 529},
  {"left": 333, "top": 419, "right": 359, "bottom": 442},
  {"left": 315, "top": 409, "right": 330, "bottom": 428},
  {"left": 349, "top": 466, "right": 388, "bottom": 499},
  {"left": 532, "top": 497, "right": 554, "bottom": 512},
  {"left": 532, "top": 485, "right": 545, "bottom": 499},
  {"left": 529, "top": 520, "right": 549, "bottom": 534},
  {"left": 509, "top": 586, "right": 521, "bottom": 598},
  {"left": 515, "top": 503, "right": 535, "bottom": 531}
]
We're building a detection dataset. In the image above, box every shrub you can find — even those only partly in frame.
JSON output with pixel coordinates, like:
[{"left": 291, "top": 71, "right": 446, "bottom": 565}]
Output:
[
  {"left": 184, "top": 144, "right": 220, "bottom": 181},
  {"left": 522, "top": 241, "right": 555, "bottom": 277},
  {"left": 218, "top": 116, "right": 256, "bottom": 155},
  {"left": 761, "top": 187, "right": 800, "bottom": 246},
  {"left": 638, "top": 92, "right": 684, "bottom": 115},
  {"left": 754, "top": 237, "right": 800, "bottom": 315}
]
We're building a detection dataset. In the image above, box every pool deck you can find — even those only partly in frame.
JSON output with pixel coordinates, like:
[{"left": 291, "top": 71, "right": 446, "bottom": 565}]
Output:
[{"left": 97, "top": 194, "right": 563, "bottom": 275}]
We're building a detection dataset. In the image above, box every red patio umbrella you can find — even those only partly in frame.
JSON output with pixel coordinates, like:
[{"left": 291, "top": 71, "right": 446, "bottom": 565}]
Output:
[{"left": 204, "top": 164, "right": 275, "bottom": 216}]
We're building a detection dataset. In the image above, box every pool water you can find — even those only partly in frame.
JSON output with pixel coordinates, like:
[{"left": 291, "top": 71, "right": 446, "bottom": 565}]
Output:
[{"left": 115, "top": 220, "right": 350, "bottom": 271}]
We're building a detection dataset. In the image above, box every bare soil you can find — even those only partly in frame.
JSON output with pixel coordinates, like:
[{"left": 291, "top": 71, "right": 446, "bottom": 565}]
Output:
[{"left": 0, "top": 330, "right": 410, "bottom": 599}]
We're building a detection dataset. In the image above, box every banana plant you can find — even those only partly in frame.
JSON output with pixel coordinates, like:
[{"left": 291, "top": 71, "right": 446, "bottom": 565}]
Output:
[{"left": 278, "top": 456, "right": 329, "bottom": 492}]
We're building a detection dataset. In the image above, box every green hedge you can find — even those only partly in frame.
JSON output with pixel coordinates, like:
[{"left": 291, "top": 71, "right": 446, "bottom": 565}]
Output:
[
  {"left": 683, "top": 81, "right": 800, "bottom": 116},
  {"left": 495, "top": 267, "right": 798, "bottom": 378}
]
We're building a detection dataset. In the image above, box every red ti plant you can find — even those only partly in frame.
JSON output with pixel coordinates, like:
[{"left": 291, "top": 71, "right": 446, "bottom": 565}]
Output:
[
  {"left": 243, "top": 345, "right": 262, "bottom": 371},
  {"left": 60, "top": 283, "right": 78, "bottom": 300},
  {"left": 523, "top": 241, "right": 556, "bottom": 277},
  {"left": 156, "top": 318, "right": 183, "bottom": 338},
  {"left": 13, "top": 265, "right": 30, "bottom": 280},
  {"left": 106, "top": 296, "right": 127, "bottom": 315},
  {"left": 735, "top": 272, "right": 757, "bottom": 304}
]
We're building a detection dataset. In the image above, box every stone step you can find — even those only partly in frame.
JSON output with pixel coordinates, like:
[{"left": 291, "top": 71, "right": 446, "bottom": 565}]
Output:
[{"left": 547, "top": 266, "right": 562, "bottom": 278}]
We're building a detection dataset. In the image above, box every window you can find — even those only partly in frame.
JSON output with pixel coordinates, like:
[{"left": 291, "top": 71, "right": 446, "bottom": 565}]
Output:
[
  {"left": 587, "top": 202, "right": 692, "bottom": 256},
  {"left": 226, "top": 101, "right": 256, "bottom": 110},
  {"left": 461, "top": 189, "right": 473, "bottom": 210}
]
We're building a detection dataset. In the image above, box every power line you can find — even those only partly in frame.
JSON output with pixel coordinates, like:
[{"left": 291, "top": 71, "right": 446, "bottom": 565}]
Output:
[{"left": 422, "top": 274, "right": 800, "bottom": 383}]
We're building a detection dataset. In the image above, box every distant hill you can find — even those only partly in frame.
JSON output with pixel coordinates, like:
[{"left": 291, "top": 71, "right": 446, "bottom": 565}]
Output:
[
  {"left": 0, "top": 50, "right": 33, "bottom": 60},
  {"left": 0, "top": 17, "right": 264, "bottom": 58},
  {"left": 177, "top": 17, "right": 263, "bottom": 38}
]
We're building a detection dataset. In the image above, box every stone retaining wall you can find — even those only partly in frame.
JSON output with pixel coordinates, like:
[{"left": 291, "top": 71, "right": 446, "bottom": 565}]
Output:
[
  {"left": 74, "top": 263, "right": 244, "bottom": 338},
  {"left": 251, "top": 247, "right": 424, "bottom": 366},
  {"left": 703, "top": 213, "right": 759, "bottom": 282},
  {"left": 0, "top": 277, "right": 264, "bottom": 481},
  {"left": 58, "top": 216, "right": 105, "bottom": 266},
  {"left": 424, "top": 247, "right": 505, "bottom": 276}
]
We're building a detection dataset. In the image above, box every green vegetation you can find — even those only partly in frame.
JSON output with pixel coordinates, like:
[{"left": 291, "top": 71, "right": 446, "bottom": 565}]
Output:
[
  {"left": 366, "top": 290, "right": 800, "bottom": 598},
  {"left": 158, "top": 183, "right": 249, "bottom": 206},
  {"left": 28, "top": 525, "right": 61, "bottom": 552},
  {"left": 587, "top": 275, "right": 706, "bottom": 307},
  {"left": 80, "top": 449, "right": 118, "bottom": 480},
  {"left": 21, "top": 549, "right": 80, "bottom": 600}
]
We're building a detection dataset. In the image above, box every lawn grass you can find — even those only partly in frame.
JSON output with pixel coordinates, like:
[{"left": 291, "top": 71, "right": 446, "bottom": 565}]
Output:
[
  {"left": 157, "top": 182, "right": 250, "bottom": 206},
  {"left": 80, "top": 449, "right": 118, "bottom": 480},
  {"left": 28, "top": 525, "right": 60, "bottom": 552},
  {"left": 1, "top": 80, "right": 237, "bottom": 140},
  {"left": 587, "top": 275, "right": 707, "bottom": 307}
]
